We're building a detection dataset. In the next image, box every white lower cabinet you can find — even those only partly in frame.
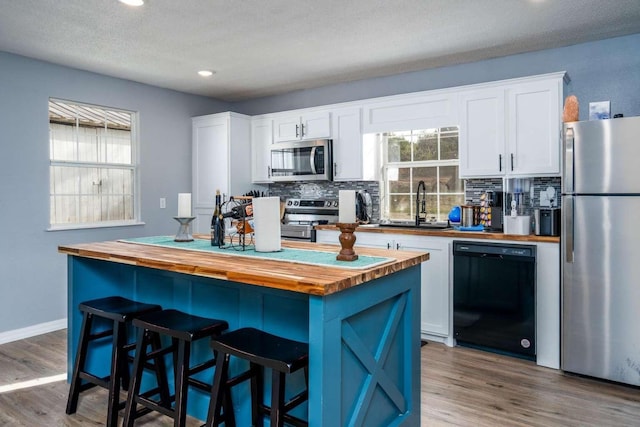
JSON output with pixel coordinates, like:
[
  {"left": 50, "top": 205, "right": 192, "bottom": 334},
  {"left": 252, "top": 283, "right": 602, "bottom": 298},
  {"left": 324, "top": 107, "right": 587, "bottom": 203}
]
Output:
[
  {"left": 315, "top": 229, "right": 560, "bottom": 368},
  {"left": 396, "top": 235, "right": 451, "bottom": 340},
  {"left": 315, "top": 230, "right": 451, "bottom": 342}
]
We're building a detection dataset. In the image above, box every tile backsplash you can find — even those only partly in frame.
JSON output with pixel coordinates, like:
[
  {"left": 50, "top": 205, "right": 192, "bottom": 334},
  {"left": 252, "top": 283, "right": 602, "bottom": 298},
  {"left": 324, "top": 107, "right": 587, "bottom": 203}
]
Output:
[
  {"left": 268, "top": 181, "right": 381, "bottom": 221},
  {"left": 465, "top": 177, "right": 561, "bottom": 209},
  {"left": 263, "top": 177, "right": 559, "bottom": 223}
]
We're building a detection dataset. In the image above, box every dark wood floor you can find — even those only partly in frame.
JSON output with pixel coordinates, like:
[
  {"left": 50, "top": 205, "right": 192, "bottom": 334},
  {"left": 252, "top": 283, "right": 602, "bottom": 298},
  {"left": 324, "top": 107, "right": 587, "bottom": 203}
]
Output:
[{"left": 1, "top": 330, "right": 639, "bottom": 426}]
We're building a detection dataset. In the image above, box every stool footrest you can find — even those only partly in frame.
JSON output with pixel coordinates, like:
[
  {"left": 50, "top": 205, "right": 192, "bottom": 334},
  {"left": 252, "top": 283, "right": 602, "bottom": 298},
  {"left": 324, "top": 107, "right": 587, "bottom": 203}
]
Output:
[
  {"left": 284, "top": 389, "right": 309, "bottom": 412},
  {"left": 282, "top": 412, "right": 310, "bottom": 427},
  {"left": 188, "top": 377, "right": 212, "bottom": 393},
  {"left": 226, "top": 367, "right": 257, "bottom": 388},
  {"left": 78, "top": 372, "right": 109, "bottom": 390},
  {"left": 134, "top": 395, "right": 175, "bottom": 419},
  {"left": 189, "top": 357, "right": 217, "bottom": 376},
  {"left": 258, "top": 404, "right": 308, "bottom": 427},
  {"left": 144, "top": 343, "right": 175, "bottom": 360},
  {"left": 88, "top": 329, "right": 114, "bottom": 341}
]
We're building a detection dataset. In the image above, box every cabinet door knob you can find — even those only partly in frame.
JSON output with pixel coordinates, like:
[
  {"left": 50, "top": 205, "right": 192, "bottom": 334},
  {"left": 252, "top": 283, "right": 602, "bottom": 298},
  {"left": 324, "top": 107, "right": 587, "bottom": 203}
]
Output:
[
  {"left": 396, "top": 242, "right": 400, "bottom": 250},
  {"left": 387, "top": 243, "right": 391, "bottom": 249},
  {"left": 511, "top": 153, "right": 514, "bottom": 171},
  {"left": 267, "top": 166, "right": 271, "bottom": 177},
  {"left": 301, "top": 123, "right": 306, "bottom": 137},
  {"left": 295, "top": 124, "right": 299, "bottom": 138},
  {"left": 499, "top": 154, "right": 502, "bottom": 171}
]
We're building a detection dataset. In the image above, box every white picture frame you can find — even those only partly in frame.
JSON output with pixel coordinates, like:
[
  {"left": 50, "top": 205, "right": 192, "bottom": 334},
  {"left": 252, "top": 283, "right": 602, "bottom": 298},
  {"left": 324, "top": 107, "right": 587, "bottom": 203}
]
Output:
[{"left": 589, "top": 101, "right": 610, "bottom": 120}]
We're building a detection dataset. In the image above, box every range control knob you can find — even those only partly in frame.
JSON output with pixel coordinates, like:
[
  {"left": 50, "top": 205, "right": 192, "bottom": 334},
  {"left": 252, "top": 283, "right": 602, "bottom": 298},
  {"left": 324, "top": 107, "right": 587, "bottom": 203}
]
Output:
[
  {"left": 294, "top": 200, "right": 299, "bottom": 206},
  {"left": 287, "top": 200, "right": 293, "bottom": 206},
  {"left": 333, "top": 201, "right": 338, "bottom": 207}
]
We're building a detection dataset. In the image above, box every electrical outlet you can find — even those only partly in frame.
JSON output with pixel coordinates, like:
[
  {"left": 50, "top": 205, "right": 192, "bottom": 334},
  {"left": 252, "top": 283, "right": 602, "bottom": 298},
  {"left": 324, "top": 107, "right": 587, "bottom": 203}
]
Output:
[{"left": 160, "top": 198, "right": 166, "bottom": 209}]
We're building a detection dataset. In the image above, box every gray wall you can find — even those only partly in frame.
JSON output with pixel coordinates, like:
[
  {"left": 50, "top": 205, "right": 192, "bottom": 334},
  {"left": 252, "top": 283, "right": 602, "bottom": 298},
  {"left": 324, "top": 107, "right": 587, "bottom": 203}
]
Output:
[
  {"left": 231, "top": 33, "right": 640, "bottom": 119},
  {"left": 2, "top": 32, "right": 640, "bottom": 335},
  {"left": 0, "top": 52, "right": 229, "bottom": 334}
]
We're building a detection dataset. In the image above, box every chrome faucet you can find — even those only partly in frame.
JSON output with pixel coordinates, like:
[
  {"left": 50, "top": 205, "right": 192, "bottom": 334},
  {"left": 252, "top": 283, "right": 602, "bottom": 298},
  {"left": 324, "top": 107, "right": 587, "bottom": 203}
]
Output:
[{"left": 415, "top": 180, "right": 426, "bottom": 226}]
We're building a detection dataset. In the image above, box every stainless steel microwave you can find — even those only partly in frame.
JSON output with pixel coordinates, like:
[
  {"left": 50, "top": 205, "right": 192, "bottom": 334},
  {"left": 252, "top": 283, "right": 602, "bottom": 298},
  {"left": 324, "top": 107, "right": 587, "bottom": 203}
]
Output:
[{"left": 269, "top": 139, "right": 333, "bottom": 181}]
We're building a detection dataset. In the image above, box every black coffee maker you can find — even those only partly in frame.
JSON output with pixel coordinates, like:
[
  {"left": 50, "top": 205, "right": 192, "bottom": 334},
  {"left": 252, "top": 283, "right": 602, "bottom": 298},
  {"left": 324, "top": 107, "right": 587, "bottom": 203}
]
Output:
[{"left": 487, "top": 191, "right": 504, "bottom": 232}]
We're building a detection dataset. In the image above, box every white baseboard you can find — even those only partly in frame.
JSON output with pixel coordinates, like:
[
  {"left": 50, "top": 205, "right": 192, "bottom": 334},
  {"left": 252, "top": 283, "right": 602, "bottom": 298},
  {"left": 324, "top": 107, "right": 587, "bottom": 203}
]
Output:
[{"left": 0, "top": 318, "right": 67, "bottom": 345}]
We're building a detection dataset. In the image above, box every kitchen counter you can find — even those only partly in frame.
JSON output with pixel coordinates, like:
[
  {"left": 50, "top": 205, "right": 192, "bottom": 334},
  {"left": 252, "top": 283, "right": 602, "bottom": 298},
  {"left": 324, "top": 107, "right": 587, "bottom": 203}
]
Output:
[
  {"left": 58, "top": 238, "right": 428, "bottom": 296},
  {"left": 59, "top": 238, "right": 425, "bottom": 426},
  {"left": 315, "top": 224, "right": 560, "bottom": 243}
]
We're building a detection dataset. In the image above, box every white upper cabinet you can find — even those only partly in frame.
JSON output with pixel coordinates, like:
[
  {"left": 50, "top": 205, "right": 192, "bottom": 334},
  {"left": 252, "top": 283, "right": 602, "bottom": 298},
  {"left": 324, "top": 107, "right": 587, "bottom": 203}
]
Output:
[
  {"left": 458, "top": 87, "right": 506, "bottom": 177},
  {"left": 192, "top": 112, "right": 251, "bottom": 234},
  {"left": 362, "top": 92, "right": 458, "bottom": 133},
  {"left": 506, "top": 79, "right": 561, "bottom": 176},
  {"left": 458, "top": 72, "right": 565, "bottom": 178},
  {"left": 251, "top": 118, "right": 273, "bottom": 183},
  {"left": 331, "top": 107, "right": 363, "bottom": 181},
  {"left": 273, "top": 111, "right": 331, "bottom": 142}
]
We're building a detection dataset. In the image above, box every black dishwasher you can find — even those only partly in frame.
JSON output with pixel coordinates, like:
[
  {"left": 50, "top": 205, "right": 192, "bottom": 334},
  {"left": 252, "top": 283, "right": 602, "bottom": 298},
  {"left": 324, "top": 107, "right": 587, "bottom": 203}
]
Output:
[{"left": 453, "top": 241, "right": 536, "bottom": 359}]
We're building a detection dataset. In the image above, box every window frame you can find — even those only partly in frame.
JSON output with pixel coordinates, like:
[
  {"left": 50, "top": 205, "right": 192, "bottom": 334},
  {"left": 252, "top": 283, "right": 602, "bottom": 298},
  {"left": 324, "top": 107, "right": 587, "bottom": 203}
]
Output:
[
  {"left": 380, "top": 127, "right": 464, "bottom": 222},
  {"left": 47, "top": 98, "right": 143, "bottom": 231}
]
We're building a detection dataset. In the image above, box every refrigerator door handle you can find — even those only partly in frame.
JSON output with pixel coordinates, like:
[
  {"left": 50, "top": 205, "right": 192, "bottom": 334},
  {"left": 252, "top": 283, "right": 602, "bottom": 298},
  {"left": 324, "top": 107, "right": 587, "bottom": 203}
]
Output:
[
  {"left": 565, "top": 127, "right": 574, "bottom": 193},
  {"left": 565, "top": 195, "right": 574, "bottom": 263}
]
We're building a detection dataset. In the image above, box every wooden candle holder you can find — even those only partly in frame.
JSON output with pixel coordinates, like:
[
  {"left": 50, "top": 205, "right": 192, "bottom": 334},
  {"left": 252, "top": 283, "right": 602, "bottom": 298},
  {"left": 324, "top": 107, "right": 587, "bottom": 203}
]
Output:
[{"left": 336, "top": 222, "right": 359, "bottom": 261}]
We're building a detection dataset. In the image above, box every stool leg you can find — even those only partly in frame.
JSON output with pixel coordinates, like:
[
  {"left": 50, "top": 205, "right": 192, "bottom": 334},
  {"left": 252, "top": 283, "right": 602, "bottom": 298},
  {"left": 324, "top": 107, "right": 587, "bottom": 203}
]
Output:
[
  {"left": 206, "top": 352, "right": 231, "bottom": 427},
  {"left": 106, "top": 320, "right": 126, "bottom": 427},
  {"left": 122, "top": 327, "right": 148, "bottom": 427},
  {"left": 118, "top": 322, "right": 131, "bottom": 392},
  {"left": 270, "top": 370, "right": 286, "bottom": 427},
  {"left": 173, "top": 339, "right": 190, "bottom": 427},
  {"left": 150, "top": 331, "right": 172, "bottom": 407},
  {"left": 250, "top": 362, "right": 264, "bottom": 427},
  {"left": 66, "top": 312, "right": 94, "bottom": 415}
]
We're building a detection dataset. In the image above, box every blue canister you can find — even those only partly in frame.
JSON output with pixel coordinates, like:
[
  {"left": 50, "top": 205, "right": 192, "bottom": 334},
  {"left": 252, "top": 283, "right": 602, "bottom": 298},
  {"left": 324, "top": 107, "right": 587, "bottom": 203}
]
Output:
[{"left": 448, "top": 206, "right": 461, "bottom": 223}]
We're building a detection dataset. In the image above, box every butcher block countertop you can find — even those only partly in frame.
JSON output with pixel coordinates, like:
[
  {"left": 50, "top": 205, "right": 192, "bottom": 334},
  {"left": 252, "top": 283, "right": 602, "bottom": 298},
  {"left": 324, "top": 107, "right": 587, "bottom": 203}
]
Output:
[
  {"left": 315, "top": 224, "right": 560, "bottom": 243},
  {"left": 58, "top": 238, "right": 428, "bottom": 297}
]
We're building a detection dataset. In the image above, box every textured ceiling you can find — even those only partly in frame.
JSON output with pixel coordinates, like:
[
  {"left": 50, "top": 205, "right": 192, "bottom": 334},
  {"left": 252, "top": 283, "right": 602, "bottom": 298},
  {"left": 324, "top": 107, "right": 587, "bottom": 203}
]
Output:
[{"left": 1, "top": 0, "right": 639, "bottom": 101}]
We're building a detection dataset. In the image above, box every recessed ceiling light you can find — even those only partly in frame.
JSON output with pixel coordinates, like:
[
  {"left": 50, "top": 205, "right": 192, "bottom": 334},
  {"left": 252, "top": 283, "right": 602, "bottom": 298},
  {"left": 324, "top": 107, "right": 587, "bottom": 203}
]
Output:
[
  {"left": 198, "top": 70, "right": 215, "bottom": 77},
  {"left": 119, "top": 0, "right": 144, "bottom": 6}
]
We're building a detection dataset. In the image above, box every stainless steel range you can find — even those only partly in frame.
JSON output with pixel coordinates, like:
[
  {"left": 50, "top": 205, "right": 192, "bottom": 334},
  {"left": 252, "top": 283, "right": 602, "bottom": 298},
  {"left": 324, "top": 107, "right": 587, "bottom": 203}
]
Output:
[{"left": 281, "top": 198, "right": 339, "bottom": 241}]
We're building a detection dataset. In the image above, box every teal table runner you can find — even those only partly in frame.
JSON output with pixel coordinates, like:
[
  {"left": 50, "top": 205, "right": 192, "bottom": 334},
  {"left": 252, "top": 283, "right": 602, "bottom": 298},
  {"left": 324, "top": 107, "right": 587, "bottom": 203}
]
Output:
[{"left": 119, "top": 236, "right": 394, "bottom": 270}]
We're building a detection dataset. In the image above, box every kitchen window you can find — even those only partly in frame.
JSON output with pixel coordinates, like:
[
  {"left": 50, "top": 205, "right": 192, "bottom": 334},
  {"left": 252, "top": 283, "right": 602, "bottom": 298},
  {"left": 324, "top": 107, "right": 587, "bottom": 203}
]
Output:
[
  {"left": 380, "top": 127, "right": 464, "bottom": 222},
  {"left": 48, "top": 99, "right": 139, "bottom": 229}
]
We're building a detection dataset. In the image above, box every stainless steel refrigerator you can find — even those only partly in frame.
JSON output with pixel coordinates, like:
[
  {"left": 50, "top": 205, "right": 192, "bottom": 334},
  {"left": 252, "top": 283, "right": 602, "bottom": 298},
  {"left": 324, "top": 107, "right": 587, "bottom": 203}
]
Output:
[{"left": 562, "top": 115, "right": 640, "bottom": 386}]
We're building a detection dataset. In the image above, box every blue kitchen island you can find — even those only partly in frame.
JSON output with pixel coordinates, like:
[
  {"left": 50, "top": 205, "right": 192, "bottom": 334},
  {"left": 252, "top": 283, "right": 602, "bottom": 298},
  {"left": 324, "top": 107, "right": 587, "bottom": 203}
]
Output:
[{"left": 59, "top": 238, "right": 428, "bottom": 426}]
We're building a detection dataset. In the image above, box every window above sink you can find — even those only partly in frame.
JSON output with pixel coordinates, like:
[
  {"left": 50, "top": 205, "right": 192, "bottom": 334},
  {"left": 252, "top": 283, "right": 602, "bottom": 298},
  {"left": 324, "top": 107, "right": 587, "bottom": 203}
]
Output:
[{"left": 368, "top": 127, "right": 465, "bottom": 223}]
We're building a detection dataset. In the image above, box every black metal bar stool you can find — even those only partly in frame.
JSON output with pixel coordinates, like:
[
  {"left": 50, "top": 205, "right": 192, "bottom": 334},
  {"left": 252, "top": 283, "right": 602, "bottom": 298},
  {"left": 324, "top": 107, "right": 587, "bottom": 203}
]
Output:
[
  {"left": 122, "top": 309, "right": 230, "bottom": 427},
  {"left": 66, "top": 296, "right": 163, "bottom": 427},
  {"left": 206, "top": 327, "right": 309, "bottom": 427}
]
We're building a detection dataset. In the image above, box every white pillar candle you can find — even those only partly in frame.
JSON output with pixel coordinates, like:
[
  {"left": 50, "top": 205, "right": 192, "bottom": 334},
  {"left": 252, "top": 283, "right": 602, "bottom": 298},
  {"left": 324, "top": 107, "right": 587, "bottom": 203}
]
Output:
[
  {"left": 178, "top": 193, "right": 191, "bottom": 217},
  {"left": 339, "top": 190, "right": 356, "bottom": 223}
]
